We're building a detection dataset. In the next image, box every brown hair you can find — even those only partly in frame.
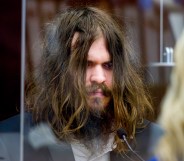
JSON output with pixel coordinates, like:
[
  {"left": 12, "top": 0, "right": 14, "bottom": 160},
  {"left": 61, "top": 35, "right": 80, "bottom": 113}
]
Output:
[{"left": 26, "top": 6, "right": 153, "bottom": 153}]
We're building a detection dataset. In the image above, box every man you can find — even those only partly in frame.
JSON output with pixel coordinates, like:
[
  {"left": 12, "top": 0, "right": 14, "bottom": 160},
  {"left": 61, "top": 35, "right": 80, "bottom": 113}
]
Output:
[{"left": 0, "top": 6, "right": 161, "bottom": 161}]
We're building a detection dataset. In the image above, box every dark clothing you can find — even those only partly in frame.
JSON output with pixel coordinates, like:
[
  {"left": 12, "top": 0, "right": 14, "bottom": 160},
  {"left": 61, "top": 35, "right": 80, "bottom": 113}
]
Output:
[
  {"left": 148, "top": 156, "right": 159, "bottom": 161},
  {"left": 0, "top": 114, "right": 162, "bottom": 161}
]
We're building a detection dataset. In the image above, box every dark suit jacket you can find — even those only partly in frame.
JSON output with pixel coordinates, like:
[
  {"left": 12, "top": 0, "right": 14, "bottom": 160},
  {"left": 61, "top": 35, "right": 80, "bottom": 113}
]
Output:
[{"left": 0, "top": 114, "right": 163, "bottom": 161}]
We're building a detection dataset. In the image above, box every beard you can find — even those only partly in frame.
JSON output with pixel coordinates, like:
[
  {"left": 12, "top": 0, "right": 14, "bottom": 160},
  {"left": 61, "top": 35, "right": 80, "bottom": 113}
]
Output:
[
  {"left": 73, "top": 100, "right": 114, "bottom": 151},
  {"left": 62, "top": 82, "right": 114, "bottom": 151}
]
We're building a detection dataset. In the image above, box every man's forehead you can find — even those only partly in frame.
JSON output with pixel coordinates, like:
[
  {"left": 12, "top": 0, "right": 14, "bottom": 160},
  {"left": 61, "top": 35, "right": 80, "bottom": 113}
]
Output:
[{"left": 71, "top": 28, "right": 103, "bottom": 46}]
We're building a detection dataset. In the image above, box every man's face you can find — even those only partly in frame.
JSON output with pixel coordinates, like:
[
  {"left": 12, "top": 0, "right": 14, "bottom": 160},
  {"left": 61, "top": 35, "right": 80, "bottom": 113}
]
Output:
[{"left": 85, "top": 34, "right": 113, "bottom": 111}]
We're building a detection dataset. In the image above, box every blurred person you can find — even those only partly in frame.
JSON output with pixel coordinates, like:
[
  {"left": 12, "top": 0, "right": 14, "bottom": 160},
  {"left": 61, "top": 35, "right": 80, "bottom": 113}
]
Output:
[
  {"left": 149, "top": 29, "right": 184, "bottom": 161},
  {"left": 0, "top": 6, "right": 162, "bottom": 161}
]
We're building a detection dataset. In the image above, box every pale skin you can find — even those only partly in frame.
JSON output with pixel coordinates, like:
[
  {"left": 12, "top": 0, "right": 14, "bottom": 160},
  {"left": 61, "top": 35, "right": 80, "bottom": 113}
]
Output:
[
  {"left": 85, "top": 34, "right": 113, "bottom": 110},
  {"left": 72, "top": 32, "right": 113, "bottom": 110}
]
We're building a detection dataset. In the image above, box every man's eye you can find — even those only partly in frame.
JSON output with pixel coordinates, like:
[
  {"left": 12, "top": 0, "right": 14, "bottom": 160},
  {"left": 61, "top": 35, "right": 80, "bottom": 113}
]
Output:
[
  {"left": 103, "top": 62, "right": 113, "bottom": 70},
  {"left": 87, "top": 61, "right": 93, "bottom": 67}
]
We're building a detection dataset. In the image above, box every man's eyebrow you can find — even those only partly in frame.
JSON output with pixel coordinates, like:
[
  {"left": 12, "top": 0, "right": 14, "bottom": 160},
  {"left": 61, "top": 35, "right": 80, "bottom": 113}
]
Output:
[
  {"left": 87, "top": 60, "right": 112, "bottom": 63},
  {"left": 103, "top": 61, "right": 113, "bottom": 66}
]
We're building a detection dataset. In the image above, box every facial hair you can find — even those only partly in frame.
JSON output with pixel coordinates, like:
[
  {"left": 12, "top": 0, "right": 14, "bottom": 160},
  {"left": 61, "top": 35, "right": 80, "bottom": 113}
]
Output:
[
  {"left": 70, "top": 83, "right": 114, "bottom": 150},
  {"left": 74, "top": 100, "right": 114, "bottom": 151},
  {"left": 86, "top": 82, "right": 112, "bottom": 110}
]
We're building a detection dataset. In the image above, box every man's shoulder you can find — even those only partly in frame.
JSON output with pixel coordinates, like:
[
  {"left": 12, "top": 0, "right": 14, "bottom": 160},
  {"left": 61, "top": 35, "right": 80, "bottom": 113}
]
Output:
[
  {"left": 134, "top": 120, "right": 163, "bottom": 160},
  {"left": 110, "top": 120, "right": 163, "bottom": 161},
  {"left": 0, "top": 112, "right": 33, "bottom": 133},
  {"left": 0, "top": 113, "right": 75, "bottom": 161},
  {"left": 136, "top": 120, "right": 163, "bottom": 136},
  {"left": 135, "top": 120, "right": 163, "bottom": 145}
]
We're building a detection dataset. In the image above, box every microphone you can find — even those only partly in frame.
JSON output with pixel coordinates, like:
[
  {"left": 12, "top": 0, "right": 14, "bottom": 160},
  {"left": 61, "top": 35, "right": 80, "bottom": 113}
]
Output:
[{"left": 117, "top": 129, "right": 145, "bottom": 161}]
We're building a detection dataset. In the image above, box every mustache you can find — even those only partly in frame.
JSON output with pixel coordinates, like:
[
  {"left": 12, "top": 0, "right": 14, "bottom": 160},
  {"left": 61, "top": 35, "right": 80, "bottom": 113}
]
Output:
[{"left": 86, "top": 83, "right": 112, "bottom": 97}]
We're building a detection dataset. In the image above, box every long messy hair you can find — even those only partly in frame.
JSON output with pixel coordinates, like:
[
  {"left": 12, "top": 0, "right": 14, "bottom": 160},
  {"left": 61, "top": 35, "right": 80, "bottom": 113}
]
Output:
[{"left": 26, "top": 6, "right": 153, "bottom": 153}]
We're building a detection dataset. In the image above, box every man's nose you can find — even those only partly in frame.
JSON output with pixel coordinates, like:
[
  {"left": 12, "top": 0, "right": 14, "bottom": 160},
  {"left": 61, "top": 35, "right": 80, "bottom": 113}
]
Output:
[{"left": 90, "top": 66, "right": 106, "bottom": 84}]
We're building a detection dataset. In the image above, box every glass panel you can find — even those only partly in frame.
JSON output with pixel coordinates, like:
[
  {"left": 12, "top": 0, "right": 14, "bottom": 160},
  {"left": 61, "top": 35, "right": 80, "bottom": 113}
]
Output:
[{"left": 23, "top": 0, "right": 172, "bottom": 160}]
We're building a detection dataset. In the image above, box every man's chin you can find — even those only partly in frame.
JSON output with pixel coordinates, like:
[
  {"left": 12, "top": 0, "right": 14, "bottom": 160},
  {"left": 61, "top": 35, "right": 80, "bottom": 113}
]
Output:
[{"left": 88, "top": 97, "right": 110, "bottom": 111}]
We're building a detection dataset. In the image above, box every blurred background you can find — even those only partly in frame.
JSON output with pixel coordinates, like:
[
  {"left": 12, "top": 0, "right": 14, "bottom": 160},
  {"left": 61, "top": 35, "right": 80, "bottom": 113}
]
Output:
[
  {"left": 0, "top": 0, "right": 184, "bottom": 121},
  {"left": 0, "top": 0, "right": 21, "bottom": 120}
]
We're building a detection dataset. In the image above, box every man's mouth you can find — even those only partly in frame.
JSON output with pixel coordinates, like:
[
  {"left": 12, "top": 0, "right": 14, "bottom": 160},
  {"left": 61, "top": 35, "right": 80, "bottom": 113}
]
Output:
[{"left": 89, "top": 90, "right": 105, "bottom": 97}]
